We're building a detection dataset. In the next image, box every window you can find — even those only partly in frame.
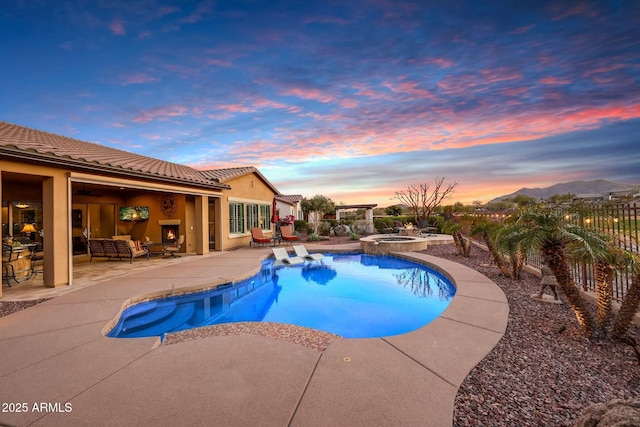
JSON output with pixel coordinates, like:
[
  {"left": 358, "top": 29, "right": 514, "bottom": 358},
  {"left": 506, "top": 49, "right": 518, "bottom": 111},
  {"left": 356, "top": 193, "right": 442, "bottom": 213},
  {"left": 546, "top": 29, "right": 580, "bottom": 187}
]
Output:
[
  {"left": 247, "top": 204, "right": 259, "bottom": 229},
  {"left": 260, "top": 205, "right": 271, "bottom": 230},
  {"left": 229, "top": 203, "right": 244, "bottom": 234}
]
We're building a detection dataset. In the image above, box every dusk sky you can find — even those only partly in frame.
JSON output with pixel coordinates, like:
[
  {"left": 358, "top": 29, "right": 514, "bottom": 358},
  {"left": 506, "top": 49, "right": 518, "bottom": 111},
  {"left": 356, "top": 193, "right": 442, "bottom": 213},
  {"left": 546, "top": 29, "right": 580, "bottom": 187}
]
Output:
[{"left": 2, "top": 0, "right": 639, "bottom": 205}]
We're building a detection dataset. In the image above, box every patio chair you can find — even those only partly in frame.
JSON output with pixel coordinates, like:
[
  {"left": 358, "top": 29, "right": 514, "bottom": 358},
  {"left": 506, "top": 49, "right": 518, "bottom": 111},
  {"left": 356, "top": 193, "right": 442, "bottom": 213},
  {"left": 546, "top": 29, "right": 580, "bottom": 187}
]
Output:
[
  {"left": 417, "top": 220, "right": 438, "bottom": 236},
  {"left": 392, "top": 220, "right": 404, "bottom": 233},
  {"left": 293, "top": 245, "right": 324, "bottom": 261},
  {"left": 271, "top": 247, "right": 304, "bottom": 266},
  {"left": 29, "top": 242, "right": 44, "bottom": 277},
  {"left": 163, "top": 235, "right": 185, "bottom": 257},
  {"left": 279, "top": 225, "right": 299, "bottom": 243},
  {"left": 250, "top": 227, "right": 272, "bottom": 246}
]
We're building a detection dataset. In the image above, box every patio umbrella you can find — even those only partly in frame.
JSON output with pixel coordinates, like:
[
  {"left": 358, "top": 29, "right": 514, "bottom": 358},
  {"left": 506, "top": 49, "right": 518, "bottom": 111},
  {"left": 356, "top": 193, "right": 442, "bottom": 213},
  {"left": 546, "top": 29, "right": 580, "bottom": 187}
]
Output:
[{"left": 271, "top": 197, "right": 279, "bottom": 223}]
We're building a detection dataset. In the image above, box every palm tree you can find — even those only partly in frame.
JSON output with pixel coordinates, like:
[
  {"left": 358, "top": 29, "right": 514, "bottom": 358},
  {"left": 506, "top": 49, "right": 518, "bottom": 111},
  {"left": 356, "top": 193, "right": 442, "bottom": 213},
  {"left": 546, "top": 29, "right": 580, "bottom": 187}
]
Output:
[
  {"left": 470, "top": 218, "right": 511, "bottom": 278},
  {"left": 499, "top": 206, "right": 611, "bottom": 338},
  {"left": 442, "top": 220, "right": 467, "bottom": 256},
  {"left": 612, "top": 259, "right": 640, "bottom": 340}
]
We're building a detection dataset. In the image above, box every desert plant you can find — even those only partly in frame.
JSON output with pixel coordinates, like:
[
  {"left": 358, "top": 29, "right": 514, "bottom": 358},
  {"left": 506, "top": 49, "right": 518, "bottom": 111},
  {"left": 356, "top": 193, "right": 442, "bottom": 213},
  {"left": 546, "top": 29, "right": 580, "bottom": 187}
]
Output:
[
  {"left": 471, "top": 218, "right": 512, "bottom": 278},
  {"left": 442, "top": 220, "right": 471, "bottom": 257},
  {"left": 350, "top": 232, "right": 360, "bottom": 240},
  {"left": 613, "top": 270, "right": 640, "bottom": 340},
  {"left": 308, "top": 233, "right": 320, "bottom": 242}
]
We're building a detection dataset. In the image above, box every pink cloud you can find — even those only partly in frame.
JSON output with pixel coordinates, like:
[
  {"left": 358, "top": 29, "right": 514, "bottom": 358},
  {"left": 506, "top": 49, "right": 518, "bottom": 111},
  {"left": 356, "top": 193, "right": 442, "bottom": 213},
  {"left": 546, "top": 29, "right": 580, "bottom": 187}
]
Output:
[
  {"left": 539, "top": 76, "right": 571, "bottom": 85},
  {"left": 132, "top": 105, "right": 190, "bottom": 123},
  {"left": 281, "top": 87, "right": 334, "bottom": 103},
  {"left": 109, "top": 19, "right": 126, "bottom": 36},
  {"left": 383, "top": 81, "right": 436, "bottom": 100},
  {"left": 119, "top": 73, "right": 160, "bottom": 86},
  {"left": 211, "top": 98, "right": 640, "bottom": 168}
]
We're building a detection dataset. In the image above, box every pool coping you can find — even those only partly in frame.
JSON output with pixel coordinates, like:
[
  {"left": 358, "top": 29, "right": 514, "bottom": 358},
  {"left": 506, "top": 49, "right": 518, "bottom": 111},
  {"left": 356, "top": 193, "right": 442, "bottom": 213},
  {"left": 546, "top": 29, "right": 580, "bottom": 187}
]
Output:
[{"left": 0, "top": 245, "right": 508, "bottom": 426}]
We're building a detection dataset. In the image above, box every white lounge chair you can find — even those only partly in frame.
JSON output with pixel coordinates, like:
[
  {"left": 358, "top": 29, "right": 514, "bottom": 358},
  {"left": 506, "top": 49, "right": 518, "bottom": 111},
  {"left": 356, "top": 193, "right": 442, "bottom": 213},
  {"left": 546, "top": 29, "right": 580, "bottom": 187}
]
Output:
[
  {"left": 293, "top": 245, "right": 324, "bottom": 261},
  {"left": 272, "top": 247, "right": 304, "bottom": 266}
]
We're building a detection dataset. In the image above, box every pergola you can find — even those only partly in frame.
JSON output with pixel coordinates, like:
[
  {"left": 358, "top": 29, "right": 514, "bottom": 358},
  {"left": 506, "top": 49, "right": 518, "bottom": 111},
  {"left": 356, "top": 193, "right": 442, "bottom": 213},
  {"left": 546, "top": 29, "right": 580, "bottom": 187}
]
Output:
[{"left": 335, "top": 204, "right": 378, "bottom": 233}]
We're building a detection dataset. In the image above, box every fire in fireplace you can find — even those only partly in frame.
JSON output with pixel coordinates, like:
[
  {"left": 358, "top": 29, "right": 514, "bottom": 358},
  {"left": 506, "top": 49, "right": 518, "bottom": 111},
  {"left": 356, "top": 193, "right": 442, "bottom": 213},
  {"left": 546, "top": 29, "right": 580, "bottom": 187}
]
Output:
[{"left": 161, "top": 225, "right": 179, "bottom": 243}]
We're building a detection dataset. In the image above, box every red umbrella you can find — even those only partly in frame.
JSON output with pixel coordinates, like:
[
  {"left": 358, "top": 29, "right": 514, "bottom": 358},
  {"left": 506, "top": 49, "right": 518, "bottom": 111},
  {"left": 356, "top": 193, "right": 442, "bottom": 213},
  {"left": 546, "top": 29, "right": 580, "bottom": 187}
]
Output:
[{"left": 271, "top": 197, "right": 279, "bottom": 223}]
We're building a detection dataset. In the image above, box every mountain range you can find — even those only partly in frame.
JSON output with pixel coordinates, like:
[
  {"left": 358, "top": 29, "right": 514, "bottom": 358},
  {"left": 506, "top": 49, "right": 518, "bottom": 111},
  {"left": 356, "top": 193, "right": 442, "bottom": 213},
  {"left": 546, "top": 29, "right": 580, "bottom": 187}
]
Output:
[{"left": 489, "top": 180, "right": 639, "bottom": 203}]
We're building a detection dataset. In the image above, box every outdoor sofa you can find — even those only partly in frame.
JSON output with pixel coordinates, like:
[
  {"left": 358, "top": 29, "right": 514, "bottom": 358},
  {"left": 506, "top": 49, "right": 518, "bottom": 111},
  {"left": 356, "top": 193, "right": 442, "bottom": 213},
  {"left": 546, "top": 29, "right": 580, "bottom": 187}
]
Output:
[{"left": 87, "top": 238, "right": 149, "bottom": 263}]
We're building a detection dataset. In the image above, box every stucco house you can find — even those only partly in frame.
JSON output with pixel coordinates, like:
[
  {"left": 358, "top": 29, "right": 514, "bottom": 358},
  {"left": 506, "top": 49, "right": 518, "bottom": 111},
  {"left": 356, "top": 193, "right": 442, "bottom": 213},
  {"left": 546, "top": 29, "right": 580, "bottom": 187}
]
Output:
[
  {"left": 1, "top": 121, "right": 279, "bottom": 297},
  {"left": 275, "top": 194, "right": 304, "bottom": 221}
]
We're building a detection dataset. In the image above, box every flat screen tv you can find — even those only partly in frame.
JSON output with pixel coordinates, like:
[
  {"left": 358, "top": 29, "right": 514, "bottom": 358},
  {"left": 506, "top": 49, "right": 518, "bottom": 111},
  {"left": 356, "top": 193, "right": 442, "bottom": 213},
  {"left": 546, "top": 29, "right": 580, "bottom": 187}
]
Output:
[{"left": 119, "top": 206, "right": 149, "bottom": 222}]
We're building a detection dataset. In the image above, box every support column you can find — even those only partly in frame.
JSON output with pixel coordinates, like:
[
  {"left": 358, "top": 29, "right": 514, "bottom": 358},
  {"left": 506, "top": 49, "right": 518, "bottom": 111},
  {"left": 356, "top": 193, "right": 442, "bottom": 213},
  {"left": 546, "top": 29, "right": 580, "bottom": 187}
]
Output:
[
  {"left": 194, "top": 195, "right": 209, "bottom": 255},
  {"left": 365, "top": 208, "right": 374, "bottom": 233},
  {"left": 43, "top": 176, "right": 70, "bottom": 287},
  {"left": 0, "top": 170, "right": 3, "bottom": 298}
]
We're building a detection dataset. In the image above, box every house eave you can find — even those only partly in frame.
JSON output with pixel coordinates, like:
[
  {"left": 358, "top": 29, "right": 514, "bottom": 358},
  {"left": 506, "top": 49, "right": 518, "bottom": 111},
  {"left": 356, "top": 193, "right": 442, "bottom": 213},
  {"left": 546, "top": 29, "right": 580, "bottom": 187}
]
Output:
[{"left": 0, "top": 146, "right": 231, "bottom": 191}]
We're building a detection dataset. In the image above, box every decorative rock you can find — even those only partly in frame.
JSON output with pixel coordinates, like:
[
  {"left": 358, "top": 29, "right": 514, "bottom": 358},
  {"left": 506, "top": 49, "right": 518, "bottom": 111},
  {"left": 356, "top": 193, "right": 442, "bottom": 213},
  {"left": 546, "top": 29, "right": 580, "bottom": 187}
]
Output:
[{"left": 574, "top": 399, "right": 640, "bottom": 427}]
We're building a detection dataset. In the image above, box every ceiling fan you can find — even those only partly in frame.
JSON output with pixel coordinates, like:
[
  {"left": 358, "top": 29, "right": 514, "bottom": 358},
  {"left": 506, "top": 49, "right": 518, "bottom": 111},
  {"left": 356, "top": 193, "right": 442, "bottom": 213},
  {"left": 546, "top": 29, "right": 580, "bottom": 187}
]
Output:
[{"left": 75, "top": 183, "right": 104, "bottom": 197}]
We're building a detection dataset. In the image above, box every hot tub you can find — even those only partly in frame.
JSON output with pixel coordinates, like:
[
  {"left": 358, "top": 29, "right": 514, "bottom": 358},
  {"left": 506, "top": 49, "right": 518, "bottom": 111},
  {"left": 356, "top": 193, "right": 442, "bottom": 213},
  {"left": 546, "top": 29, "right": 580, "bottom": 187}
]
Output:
[{"left": 359, "top": 234, "right": 429, "bottom": 255}]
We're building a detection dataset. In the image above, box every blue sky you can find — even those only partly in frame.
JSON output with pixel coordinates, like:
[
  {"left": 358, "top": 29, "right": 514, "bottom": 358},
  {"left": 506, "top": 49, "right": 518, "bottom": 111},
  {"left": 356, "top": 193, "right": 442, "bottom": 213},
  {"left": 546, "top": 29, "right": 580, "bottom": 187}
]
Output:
[{"left": 2, "top": 0, "right": 639, "bottom": 205}]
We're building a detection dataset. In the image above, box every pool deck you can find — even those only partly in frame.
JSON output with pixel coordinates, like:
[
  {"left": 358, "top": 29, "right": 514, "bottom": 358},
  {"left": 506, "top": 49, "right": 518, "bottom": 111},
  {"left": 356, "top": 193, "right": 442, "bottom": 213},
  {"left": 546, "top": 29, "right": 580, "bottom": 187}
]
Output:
[{"left": 0, "top": 243, "right": 508, "bottom": 426}]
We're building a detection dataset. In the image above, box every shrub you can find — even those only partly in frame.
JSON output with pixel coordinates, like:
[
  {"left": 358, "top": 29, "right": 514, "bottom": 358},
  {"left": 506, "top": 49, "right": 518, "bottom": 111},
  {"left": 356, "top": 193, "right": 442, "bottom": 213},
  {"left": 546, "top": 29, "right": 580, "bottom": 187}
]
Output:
[
  {"left": 374, "top": 218, "right": 393, "bottom": 233},
  {"left": 308, "top": 233, "right": 320, "bottom": 242},
  {"left": 294, "top": 220, "right": 307, "bottom": 233},
  {"left": 318, "top": 221, "right": 331, "bottom": 236},
  {"left": 350, "top": 232, "right": 360, "bottom": 240}
]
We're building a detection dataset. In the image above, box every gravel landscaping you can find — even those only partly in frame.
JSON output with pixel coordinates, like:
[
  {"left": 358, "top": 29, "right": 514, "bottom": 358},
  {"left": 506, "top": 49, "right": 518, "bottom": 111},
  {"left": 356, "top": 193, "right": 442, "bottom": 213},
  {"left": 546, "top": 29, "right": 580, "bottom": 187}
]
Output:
[{"left": 422, "top": 244, "right": 640, "bottom": 427}]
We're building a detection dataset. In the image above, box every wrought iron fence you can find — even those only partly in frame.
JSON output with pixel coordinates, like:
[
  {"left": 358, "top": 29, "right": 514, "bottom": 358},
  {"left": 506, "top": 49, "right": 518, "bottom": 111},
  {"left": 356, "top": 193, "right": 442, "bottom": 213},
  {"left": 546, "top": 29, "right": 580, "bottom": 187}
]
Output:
[{"left": 526, "top": 202, "right": 638, "bottom": 302}]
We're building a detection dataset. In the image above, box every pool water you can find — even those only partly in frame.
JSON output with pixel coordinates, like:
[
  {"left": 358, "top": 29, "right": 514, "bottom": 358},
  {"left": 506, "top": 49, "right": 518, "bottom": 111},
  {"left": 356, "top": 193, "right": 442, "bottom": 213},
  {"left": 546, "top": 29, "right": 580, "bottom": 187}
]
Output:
[{"left": 107, "top": 253, "right": 456, "bottom": 339}]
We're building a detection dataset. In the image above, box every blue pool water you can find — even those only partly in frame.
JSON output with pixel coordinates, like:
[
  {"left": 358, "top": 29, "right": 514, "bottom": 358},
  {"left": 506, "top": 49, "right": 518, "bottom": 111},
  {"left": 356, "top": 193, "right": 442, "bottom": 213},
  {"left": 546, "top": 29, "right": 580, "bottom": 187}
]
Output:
[{"left": 107, "top": 253, "right": 456, "bottom": 339}]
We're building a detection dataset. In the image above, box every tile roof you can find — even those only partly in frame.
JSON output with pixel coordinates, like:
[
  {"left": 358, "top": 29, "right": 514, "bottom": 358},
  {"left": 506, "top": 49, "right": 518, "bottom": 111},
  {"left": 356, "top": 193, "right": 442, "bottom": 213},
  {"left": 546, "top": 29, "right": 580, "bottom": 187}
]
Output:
[
  {"left": 199, "top": 167, "right": 259, "bottom": 182},
  {"left": 199, "top": 167, "right": 280, "bottom": 194},
  {"left": 275, "top": 194, "right": 303, "bottom": 204},
  {"left": 0, "top": 121, "right": 229, "bottom": 189}
]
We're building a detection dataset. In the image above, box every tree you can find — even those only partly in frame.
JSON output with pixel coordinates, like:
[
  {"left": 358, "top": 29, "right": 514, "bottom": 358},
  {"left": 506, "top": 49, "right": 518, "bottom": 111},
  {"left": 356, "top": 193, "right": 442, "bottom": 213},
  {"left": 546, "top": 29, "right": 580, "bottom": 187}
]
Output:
[
  {"left": 395, "top": 178, "right": 457, "bottom": 224},
  {"left": 497, "top": 206, "right": 611, "bottom": 338},
  {"left": 300, "top": 195, "right": 335, "bottom": 234},
  {"left": 612, "top": 270, "right": 640, "bottom": 340},
  {"left": 505, "top": 194, "right": 538, "bottom": 208},
  {"left": 385, "top": 205, "right": 403, "bottom": 216},
  {"left": 471, "top": 218, "right": 511, "bottom": 278}
]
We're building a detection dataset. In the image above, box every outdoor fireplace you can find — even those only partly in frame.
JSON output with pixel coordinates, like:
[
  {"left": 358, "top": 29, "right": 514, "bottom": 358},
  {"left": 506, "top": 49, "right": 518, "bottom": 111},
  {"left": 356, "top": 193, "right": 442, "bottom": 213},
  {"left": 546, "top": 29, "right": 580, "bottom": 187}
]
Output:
[{"left": 161, "top": 225, "right": 179, "bottom": 243}]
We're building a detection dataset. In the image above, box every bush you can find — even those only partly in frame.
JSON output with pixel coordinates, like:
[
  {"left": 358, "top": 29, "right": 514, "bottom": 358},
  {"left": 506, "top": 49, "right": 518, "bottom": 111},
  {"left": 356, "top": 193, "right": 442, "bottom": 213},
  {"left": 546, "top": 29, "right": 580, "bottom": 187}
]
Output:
[
  {"left": 308, "top": 233, "right": 320, "bottom": 242},
  {"left": 374, "top": 218, "right": 394, "bottom": 233},
  {"left": 294, "top": 220, "right": 307, "bottom": 233},
  {"left": 318, "top": 221, "right": 331, "bottom": 236},
  {"left": 350, "top": 232, "right": 360, "bottom": 240}
]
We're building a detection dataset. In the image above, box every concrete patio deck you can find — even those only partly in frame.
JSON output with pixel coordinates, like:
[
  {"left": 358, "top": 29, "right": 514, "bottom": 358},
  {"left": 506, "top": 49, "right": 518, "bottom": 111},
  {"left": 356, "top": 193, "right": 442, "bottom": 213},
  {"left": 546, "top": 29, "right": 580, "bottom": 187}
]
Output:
[{"left": 0, "top": 243, "right": 508, "bottom": 426}]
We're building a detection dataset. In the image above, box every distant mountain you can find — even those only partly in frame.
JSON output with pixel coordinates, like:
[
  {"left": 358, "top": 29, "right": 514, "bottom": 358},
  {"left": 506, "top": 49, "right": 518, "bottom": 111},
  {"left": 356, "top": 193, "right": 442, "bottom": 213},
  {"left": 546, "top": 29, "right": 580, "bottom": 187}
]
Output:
[{"left": 489, "top": 180, "right": 639, "bottom": 203}]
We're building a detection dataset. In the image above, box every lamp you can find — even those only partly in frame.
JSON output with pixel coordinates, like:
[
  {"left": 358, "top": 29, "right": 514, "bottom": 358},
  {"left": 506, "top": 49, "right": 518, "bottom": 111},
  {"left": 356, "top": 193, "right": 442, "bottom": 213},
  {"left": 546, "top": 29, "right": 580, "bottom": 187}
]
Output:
[
  {"left": 21, "top": 223, "right": 37, "bottom": 236},
  {"left": 13, "top": 202, "right": 30, "bottom": 209}
]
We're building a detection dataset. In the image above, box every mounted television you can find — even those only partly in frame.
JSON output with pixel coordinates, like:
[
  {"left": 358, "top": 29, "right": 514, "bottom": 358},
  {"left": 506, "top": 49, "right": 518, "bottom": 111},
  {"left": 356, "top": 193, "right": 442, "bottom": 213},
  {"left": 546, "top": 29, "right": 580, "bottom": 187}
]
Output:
[{"left": 119, "top": 206, "right": 149, "bottom": 222}]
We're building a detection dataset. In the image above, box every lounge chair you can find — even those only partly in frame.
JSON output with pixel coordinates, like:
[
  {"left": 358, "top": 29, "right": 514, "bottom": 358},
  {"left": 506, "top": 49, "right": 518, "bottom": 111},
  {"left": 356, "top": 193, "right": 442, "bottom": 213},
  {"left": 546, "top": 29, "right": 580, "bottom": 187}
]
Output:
[
  {"left": 163, "top": 235, "right": 185, "bottom": 257},
  {"left": 293, "top": 245, "right": 324, "bottom": 261},
  {"left": 280, "top": 225, "right": 299, "bottom": 243},
  {"left": 250, "top": 227, "right": 272, "bottom": 246},
  {"left": 272, "top": 247, "right": 304, "bottom": 266}
]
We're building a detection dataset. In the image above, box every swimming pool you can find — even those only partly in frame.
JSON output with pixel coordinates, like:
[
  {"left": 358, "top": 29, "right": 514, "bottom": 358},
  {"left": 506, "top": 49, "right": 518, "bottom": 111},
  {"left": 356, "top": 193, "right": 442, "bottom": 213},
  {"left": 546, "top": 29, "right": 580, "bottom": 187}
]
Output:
[{"left": 107, "top": 253, "right": 456, "bottom": 339}]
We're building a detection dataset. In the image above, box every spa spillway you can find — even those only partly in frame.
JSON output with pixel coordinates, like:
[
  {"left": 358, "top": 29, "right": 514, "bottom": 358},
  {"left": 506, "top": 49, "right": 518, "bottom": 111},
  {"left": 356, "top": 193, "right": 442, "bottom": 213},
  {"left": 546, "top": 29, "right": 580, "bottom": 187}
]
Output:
[{"left": 360, "top": 234, "right": 429, "bottom": 255}]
